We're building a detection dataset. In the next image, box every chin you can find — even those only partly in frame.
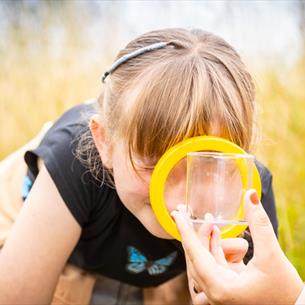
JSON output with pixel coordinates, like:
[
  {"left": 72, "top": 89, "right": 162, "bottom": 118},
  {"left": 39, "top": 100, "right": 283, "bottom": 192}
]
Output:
[
  {"left": 150, "top": 228, "right": 173, "bottom": 239},
  {"left": 142, "top": 214, "right": 173, "bottom": 239},
  {"left": 137, "top": 205, "right": 174, "bottom": 239}
]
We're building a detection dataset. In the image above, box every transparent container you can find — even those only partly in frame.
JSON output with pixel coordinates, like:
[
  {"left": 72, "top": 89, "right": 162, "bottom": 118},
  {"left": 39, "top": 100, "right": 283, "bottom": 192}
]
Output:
[{"left": 186, "top": 152, "right": 254, "bottom": 229}]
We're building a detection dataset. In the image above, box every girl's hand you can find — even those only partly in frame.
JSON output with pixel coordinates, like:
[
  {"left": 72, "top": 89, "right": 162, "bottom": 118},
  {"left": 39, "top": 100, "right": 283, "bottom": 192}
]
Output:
[{"left": 172, "top": 190, "right": 304, "bottom": 305}]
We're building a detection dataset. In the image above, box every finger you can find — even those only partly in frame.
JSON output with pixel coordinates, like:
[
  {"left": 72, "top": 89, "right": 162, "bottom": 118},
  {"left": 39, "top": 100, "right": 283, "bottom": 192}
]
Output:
[
  {"left": 221, "top": 237, "right": 249, "bottom": 263},
  {"left": 210, "top": 225, "right": 227, "bottom": 266},
  {"left": 228, "top": 261, "right": 246, "bottom": 273},
  {"left": 192, "top": 279, "right": 202, "bottom": 294},
  {"left": 184, "top": 251, "right": 211, "bottom": 293},
  {"left": 176, "top": 203, "right": 188, "bottom": 213},
  {"left": 197, "top": 222, "right": 214, "bottom": 249},
  {"left": 171, "top": 210, "right": 219, "bottom": 285},
  {"left": 192, "top": 291, "right": 210, "bottom": 305},
  {"left": 188, "top": 277, "right": 210, "bottom": 305},
  {"left": 244, "top": 189, "right": 280, "bottom": 260},
  {"left": 172, "top": 210, "right": 212, "bottom": 253},
  {"left": 184, "top": 252, "right": 199, "bottom": 282}
]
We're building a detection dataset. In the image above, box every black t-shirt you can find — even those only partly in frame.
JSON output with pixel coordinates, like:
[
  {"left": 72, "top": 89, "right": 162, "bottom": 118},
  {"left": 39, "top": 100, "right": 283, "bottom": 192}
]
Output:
[{"left": 24, "top": 102, "right": 278, "bottom": 288}]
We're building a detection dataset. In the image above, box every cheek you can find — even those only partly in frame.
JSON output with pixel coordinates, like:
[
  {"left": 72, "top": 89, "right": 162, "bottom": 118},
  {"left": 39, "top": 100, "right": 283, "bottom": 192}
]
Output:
[
  {"left": 112, "top": 166, "right": 151, "bottom": 201},
  {"left": 164, "top": 160, "right": 187, "bottom": 211},
  {"left": 127, "top": 178, "right": 150, "bottom": 199}
]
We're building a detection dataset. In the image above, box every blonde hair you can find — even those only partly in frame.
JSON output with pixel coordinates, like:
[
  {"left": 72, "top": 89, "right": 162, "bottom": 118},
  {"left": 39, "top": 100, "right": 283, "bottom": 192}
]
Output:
[{"left": 78, "top": 28, "right": 256, "bottom": 182}]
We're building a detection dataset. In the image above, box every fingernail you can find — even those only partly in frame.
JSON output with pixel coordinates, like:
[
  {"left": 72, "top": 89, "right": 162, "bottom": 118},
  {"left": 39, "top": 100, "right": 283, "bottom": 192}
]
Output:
[
  {"left": 250, "top": 191, "right": 259, "bottom": 205},
  {"left": 211, "top": 225, "right": 220, "bottom": 240},
  {"left": 170, "top": 210, "right": 177, "bottom": 219}
]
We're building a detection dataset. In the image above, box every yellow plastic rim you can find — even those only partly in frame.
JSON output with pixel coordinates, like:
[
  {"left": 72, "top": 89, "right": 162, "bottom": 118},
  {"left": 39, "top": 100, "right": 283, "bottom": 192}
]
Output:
[{"left": 149, "top": 136, "right": 262, "bottom": 240}]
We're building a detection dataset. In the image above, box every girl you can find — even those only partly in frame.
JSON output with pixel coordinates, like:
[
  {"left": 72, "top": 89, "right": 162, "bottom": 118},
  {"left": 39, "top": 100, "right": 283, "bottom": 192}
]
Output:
[{"left": 0, "top": 28, "right": 278, "bottom": 304}]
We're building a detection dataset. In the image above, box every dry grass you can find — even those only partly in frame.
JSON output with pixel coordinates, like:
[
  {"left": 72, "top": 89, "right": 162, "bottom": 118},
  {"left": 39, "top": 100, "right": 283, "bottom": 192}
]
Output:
[
  {"left": 254, "top": 60, "right": 305, "bottom": 275},
  {"left": 0, "top": 50, "right": 103, "bottom": 158}
]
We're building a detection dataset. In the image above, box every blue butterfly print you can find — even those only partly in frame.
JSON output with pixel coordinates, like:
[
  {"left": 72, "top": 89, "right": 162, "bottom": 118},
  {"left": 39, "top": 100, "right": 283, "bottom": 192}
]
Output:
[{"left": 126, "top": 246, "right": 177, "bottom": 276}]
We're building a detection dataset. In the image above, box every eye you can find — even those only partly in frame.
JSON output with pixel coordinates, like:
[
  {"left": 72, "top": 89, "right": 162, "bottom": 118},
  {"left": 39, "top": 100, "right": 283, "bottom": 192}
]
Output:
[
  {"left": 141, "top": 166, "right": 155, "bottom": 172},
  {"left": 133, "top": 158, "right": 157, "bottom": 172}
]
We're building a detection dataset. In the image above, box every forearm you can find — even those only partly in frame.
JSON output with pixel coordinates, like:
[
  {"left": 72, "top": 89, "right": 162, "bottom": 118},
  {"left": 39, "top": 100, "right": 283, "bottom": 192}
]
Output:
[{"left": 0, "top": 249, "right": 58, "bottom": 304}]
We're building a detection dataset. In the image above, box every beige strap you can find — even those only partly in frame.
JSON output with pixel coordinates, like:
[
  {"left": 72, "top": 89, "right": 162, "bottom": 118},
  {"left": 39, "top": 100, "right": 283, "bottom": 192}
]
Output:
[
  {"left": 295, "top": 285, "right": 305, "bottom": 305},
  {"left": 52, "top": 264, "right": 96, "bottom": 305},
  {"left": 0, "top": 122, "right": 52, "bottom": 246}
]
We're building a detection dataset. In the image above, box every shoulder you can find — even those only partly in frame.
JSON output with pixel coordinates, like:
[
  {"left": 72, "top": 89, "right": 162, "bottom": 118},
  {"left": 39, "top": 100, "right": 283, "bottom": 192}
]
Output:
[
  {"left": 254, "top": 159, "right": 273, "bottom": 195},
  {"left": 25, "top": 100, "right": 97, "bottom": 174},
  {"left": 24, "top": 100, "right": 118, "bottom": 227}
]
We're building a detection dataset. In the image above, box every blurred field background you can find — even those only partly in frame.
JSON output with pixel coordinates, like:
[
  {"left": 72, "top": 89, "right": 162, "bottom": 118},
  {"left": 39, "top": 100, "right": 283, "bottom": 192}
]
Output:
[{"left": 1, "top": 0, "right": 305, "bottom": 277}]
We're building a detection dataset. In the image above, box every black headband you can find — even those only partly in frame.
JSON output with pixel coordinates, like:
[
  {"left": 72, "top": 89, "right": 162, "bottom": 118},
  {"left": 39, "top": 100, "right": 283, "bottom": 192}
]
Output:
[{"left": 101, "top": 42, "right": 169, "bottom": 83}]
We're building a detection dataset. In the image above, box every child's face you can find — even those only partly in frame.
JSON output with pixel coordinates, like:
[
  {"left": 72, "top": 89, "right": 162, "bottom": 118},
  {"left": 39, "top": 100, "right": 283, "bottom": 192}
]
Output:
[
  {"left": 111, "top": 139, "right": 180, "bottom": 239},
  {"left": 91, "top": 117, "right": 222, "bottom": 239},
  {"left": 90, "top": 116, "right": 176, "bottom": 238}
]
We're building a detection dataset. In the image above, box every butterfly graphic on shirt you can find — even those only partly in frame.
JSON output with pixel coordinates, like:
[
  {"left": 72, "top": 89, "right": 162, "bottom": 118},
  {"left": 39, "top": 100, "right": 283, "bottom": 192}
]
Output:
[{"left": 126, "top": 246, "right": 178, "bottom": 276}]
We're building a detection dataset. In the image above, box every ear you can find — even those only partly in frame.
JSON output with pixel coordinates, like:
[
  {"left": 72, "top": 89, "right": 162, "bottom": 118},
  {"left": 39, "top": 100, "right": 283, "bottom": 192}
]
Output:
[{"left": 89, "top": 115, "right": 113, "bottom": 169}]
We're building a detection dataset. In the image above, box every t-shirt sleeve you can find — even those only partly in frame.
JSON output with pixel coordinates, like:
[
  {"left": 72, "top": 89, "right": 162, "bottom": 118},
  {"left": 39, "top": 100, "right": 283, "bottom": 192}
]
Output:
[
  {"left": 24, "top": 103, "right": 101, "bottom": 228},
  {"left": 258, "top": 162, "right": 278, "bottom": 236}
]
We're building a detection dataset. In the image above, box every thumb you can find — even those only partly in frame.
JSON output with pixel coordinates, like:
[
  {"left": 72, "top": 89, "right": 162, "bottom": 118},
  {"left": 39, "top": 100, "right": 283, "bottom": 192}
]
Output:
[
  {"left": 171, "top": 210, "right": 219, "bottom": 284},
  {"left": 244, "top": 189, "right": 280, "bottom": 260}
]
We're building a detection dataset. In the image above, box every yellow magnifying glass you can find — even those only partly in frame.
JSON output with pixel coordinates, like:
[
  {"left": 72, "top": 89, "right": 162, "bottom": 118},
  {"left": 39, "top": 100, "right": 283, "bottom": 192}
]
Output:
[{"left": 149, "top": 136, "right": 262, "bottom": 241}]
